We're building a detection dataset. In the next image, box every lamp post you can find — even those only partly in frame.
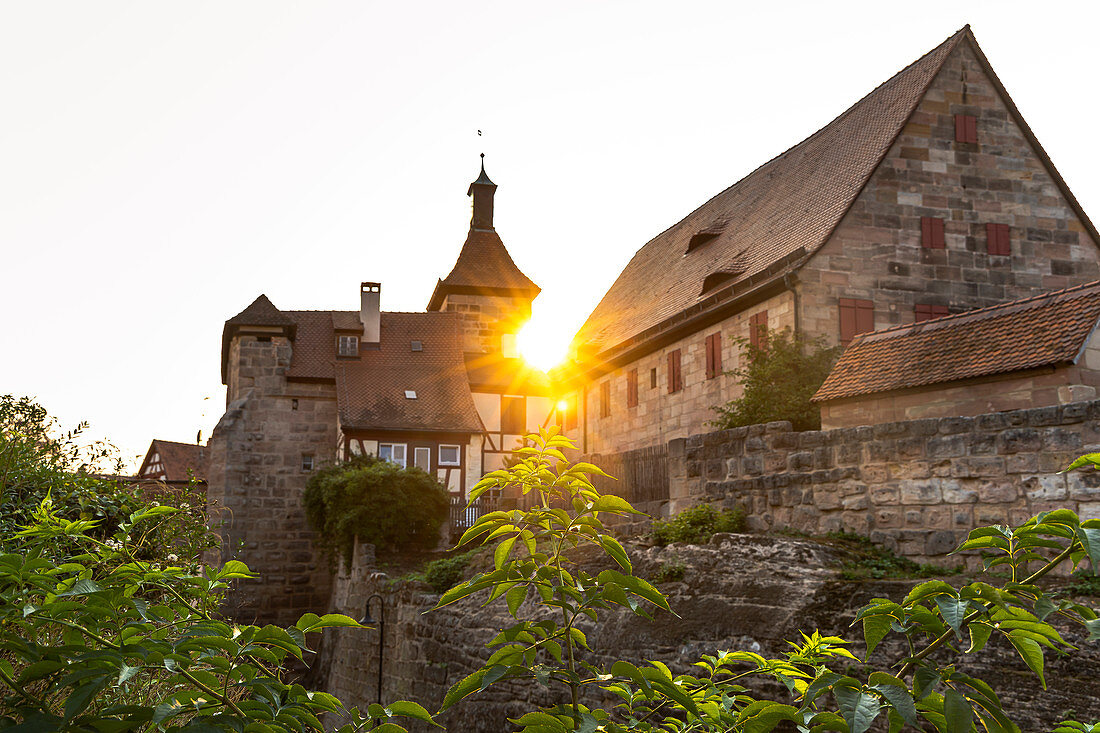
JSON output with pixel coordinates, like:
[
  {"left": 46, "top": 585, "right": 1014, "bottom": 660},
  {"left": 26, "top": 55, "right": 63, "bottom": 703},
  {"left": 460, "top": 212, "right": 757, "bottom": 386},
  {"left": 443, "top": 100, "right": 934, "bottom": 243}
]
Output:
[{"left": 359, "top": 594, "right": 385, "bottom": 706}]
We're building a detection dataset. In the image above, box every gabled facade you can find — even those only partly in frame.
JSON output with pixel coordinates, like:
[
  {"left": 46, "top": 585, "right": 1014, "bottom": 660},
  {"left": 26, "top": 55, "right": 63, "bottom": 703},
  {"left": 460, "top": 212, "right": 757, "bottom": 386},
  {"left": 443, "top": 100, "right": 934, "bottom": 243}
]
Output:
[
  {"left": 136, "top": 439, "right": 207, "bottom": 486},
  {"left": 561, "top": 26, "right": 1100, "bottom": 454},
  {"left": 205, "top": 161, "right": 552, "bottom": 624}
]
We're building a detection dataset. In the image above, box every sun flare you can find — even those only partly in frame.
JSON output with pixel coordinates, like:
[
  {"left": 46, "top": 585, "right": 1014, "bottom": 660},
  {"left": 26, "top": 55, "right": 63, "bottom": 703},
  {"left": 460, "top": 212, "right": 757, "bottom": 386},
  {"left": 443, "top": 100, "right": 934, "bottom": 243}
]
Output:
[{"left": 517, "top": 319, "right": 570, "bottom": 372}]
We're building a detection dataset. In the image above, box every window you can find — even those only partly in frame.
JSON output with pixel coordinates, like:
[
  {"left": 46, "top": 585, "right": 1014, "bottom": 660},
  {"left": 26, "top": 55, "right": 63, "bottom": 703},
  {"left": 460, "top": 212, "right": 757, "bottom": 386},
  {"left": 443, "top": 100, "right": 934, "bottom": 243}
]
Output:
[
  {"left": 626, "top": 369, "right": 638, "bottom": 408},
  {"left": 839, "top": 298, "right": 874, "bottom": 346},
  {"left": 439, "top": 445, "right": 461, "bottom": 466},
  {"left": 378, "top": 443, "right": 407, "bottom": 468},
  {"left": 667, "top": 350, "right": 682, "bottom": 394},
  {"left": 414, "top": 447, "right": 431, "bottom": 472},
  {"left": 301, "top": 455, "right": 314, "bottom": 472},
  {"left": 955, "top": 114, "right": 978, "bottom": 144},
  {"left": 705, "top": 332, "right": 722, "bottom": 379},
  {"left": 915, "top": 304, "right": 949, "bottom": 322},
  {"left": 749, "top": 311, "right": 768, "bottom": 349},
  {"left": 410, "top": 340, "right": 423, "bottom": 352},
  {"left": 987, "top": 223, "right": 1010, "bottom": 256},
  {"left": 921, "top": 217, "right": 945, "bottom": 249},
  {"left": 291, "top": 399, "right": 298, "bottom": 411},
  {"left": 600, "top": 382, "right": 611, "bottom": 418},
  {"left": 337, "top": 335, "right": 359, "bottom": 357},
  {"left": 501, "top": 396, "right": 526, "bottom": 434},
  {"left": 650, "top": 367, "right": 657, "bottom": 389},
  {"left": 404, "top": 390, "right": 417, "bottom": 399}
]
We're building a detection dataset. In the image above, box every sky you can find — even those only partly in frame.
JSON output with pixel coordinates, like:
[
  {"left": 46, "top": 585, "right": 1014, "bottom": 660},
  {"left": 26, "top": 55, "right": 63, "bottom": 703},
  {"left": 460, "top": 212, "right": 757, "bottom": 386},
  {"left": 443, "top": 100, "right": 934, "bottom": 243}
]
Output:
[{"left": 3, "top": 1, "right": 1099, "bottom": 470}]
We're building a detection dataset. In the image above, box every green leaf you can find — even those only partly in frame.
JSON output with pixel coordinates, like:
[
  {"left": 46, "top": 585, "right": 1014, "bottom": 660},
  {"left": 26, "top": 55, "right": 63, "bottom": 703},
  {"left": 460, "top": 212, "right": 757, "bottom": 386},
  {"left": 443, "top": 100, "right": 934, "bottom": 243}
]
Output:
[
  {"left": 116, "top": 664, "right": 141, "bottom": 686},
  {"left": 440, "top": 668, "right": 486, "bottom": 711},
  {"left": 1064, "top": 453, "right": 1100, "bottom": 472},
  {"left": 385, "top": 700, "right": 438, "bottom": 726},
  {"left": 873, "top": 683, "right": 920, "bottom": 729},
  {"left": 599, "top": 535, "right": 631, "bottom": 572},
  {"left": 17, "top": 661, "right": 63, "bottom": 684},
  {"left": 55, "top": 578, "right": 101, "bottom": 597},
  {"left": 64, "top": 677, "right": 108, "bottom": 722},
  {"left": 1006, "top": 631, "right": 1046, "bottom": 689},
  {"left": 495, "top": 536, "right": 517, "bottom": 570},
  {"left": 967, "top": 622, "right": 993, "bottom": 653},
  {"left": 833, "top": 681, "right": 881, "bottom": 733},
  {"left": 738, "top": 702, "right": 799, "bottom": 733},
  {"left": 506, "top": 584, "right": 529, "bottom": 616},
  {"left": 943, "top": 688, "right": 973, "bottom": 733},
  {"left": 861, "top": 613, "right": 892, "bottom": 658},
  {"left": 217, "top": 560, "right": 254, "bottom": 579},
  {"left": 935, "top": 596, "right": 969, "bottom": 637}
]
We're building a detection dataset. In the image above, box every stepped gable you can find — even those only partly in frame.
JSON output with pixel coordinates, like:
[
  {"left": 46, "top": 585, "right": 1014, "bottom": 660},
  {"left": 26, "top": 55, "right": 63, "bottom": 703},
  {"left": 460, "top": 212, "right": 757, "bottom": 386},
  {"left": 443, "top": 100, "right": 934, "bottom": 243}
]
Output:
[
  {"left": 814, "top": 280, "right": 1100, "bottom": 402},
  {"left": 335, "top": 311, "right": 483, "bottom": 433},
  {"left": 572, "top": 26, "right": 971, "bottom": 356}
]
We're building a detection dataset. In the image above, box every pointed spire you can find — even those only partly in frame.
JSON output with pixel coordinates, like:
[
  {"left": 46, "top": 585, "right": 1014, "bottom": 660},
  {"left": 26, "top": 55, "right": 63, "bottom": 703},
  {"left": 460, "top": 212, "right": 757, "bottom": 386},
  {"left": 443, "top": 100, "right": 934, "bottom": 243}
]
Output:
[{"left": 468, "top": 154, "right": 497, "bottom": 229}]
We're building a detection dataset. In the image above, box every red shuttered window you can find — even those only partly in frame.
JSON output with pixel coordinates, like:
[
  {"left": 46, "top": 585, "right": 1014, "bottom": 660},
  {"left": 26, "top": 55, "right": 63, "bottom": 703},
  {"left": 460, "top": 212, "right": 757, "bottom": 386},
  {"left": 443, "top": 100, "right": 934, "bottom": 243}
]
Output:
[
  {"left": 987, "top": 222, "right": 1010, "bottom": 256},
  {"left": 955, "top": 114, "right": 978, "bottom": 144},
  {"left": 704, "top": 332, "right": 722, "bottom": 379},
  {"left": 667, "top": 350, "right": 682, "bottom": 394},
  {"left": 626, "top": 369, "right": 638, "bottom": 408},
  {"left": 839, "top": 298, "right": 874, "bottom": 346},
  {"left": 921, "top": 217, "right": 945, "bottom": 249},
  {"left": 915, "top": 304, "right": 949, "bottom": 322},
  {"left": 749, "top": 311, "right": 768, "bottom": 348},
  {"left": 599, "top": 382, "right": 610, "bottom": 418}
]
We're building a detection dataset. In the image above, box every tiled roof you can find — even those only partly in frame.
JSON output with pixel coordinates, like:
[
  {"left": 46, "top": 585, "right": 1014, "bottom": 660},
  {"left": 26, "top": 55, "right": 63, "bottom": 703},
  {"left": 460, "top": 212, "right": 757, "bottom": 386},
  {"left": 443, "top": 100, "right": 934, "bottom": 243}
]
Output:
[
  {"left": 427, "top": 228, "right": 540, "bottom": 310},
  {"left": 335, "top": 312, "right": 483, "bottom": 433},
  {"left": 572, "top": 27, "right": 969, "bottom": 356},
  {"left": 226, "top": 294, "right": 296, "bottom": 327},
  {"left": 285, "top": 311, "right": 344, "bottom": 381},
  {"left": 813, "top": 281, "right": 1100, "bottom": 402},
  {"left": 141, "top": 440, "right": 207, "bottom": 483}
]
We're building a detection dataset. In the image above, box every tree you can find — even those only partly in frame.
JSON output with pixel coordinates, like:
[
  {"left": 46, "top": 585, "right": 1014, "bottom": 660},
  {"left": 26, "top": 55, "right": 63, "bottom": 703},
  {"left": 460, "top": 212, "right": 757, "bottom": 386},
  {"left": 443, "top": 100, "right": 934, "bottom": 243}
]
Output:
[
  {"left": 437, "top": 428, "right": 1100, "bottom": 732},
  {"left": 303, "top": 454, "right": 449, "bottom": 569},
  {"left": 711, "top": 328, "right": 841, "bottom": 432}
]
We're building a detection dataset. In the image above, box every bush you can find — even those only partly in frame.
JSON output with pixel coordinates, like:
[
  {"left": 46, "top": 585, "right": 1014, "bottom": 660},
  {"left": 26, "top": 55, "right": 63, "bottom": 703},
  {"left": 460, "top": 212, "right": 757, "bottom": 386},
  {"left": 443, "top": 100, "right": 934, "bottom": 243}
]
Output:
[
  {"left": 711, "top": 327, "right": 841, "bottom": 432},
  {"left": 303, "top": 455, "right": 449, "bottom": 569},
  {"left": 416, "top": 552, "right": 473, "bottom": 594},
  {"left": 650, "top": 502, "right": 745, "bottom": 546}
]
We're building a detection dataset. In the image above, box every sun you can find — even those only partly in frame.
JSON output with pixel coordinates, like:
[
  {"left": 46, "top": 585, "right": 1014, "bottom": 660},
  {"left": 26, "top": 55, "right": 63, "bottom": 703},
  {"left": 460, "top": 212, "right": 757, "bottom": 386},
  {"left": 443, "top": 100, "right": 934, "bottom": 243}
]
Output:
[{"left": 517, "top": 318, "right": 570, "bottom": 372}]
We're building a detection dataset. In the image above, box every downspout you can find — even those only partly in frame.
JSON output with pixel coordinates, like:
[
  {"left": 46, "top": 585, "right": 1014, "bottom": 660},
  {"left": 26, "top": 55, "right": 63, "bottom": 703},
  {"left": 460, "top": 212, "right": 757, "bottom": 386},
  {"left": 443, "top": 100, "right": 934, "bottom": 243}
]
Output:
[{"left": 783, "top": 272, "right": 801, "bottom": 336}]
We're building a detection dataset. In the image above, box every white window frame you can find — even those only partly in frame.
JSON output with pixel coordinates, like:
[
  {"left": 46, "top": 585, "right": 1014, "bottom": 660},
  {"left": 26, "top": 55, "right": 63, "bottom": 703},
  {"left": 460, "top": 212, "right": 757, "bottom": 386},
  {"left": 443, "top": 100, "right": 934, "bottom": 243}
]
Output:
[
  {"left": 378, "top": 443, "right": 407, "bottom": 468},
  {"left": 438, "top": 444, "right": 461, "bottom": 466},
  {"left": 301, "top": 455, "right": 314, "bottom": 472},
  {"left": 337, "top": 335, "right": 359, "bottom": 357},
  {"left": 414, "top": 447, "right": 431, "bottom": 472}
]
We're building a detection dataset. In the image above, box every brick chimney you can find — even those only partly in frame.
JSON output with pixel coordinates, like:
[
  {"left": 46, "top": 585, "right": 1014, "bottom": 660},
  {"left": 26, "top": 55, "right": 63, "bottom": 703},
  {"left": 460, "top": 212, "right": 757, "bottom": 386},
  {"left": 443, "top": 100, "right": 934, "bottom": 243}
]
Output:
[
  {"left": 468, "top": 153, "right": 497, "bottom": 230},
  {"left": 360, "top": 282, "right": 380, "bottom": 343}
]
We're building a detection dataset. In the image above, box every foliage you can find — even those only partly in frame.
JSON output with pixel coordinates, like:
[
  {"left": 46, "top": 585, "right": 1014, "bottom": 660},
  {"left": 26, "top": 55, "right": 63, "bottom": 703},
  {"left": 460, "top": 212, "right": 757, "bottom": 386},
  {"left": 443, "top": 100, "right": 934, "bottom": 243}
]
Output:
[
  {"left": 438, "top": 429, "right": 1100, "bottom": 733},
  {"left": 824, "top": 531, "right": 965, "bottom": 580},
  {"left": 650, "top": 503, "right": 745, "bottom": 546},
  {"left": 710, "top": 328, "right": 841, "bottom": 432},
  {"left": 302, "top": 454, "right": 449, "bottom": 569},
  {"left": 415, "top": 552, "right": 474, "bottom": 594},
  {"left": 650, "top": 555, "right": 685, "bottom": 584},
  {"left": 1062, "top": 572, "right": 1100, "bottom": 598}
]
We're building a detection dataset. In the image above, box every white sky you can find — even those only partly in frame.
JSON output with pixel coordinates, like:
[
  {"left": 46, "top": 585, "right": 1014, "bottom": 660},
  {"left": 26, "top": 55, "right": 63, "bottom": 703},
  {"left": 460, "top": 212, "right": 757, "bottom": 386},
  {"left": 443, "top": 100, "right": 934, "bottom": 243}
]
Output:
[{"left": 3, "top": 1, "right": 1099, "bottom": 470}]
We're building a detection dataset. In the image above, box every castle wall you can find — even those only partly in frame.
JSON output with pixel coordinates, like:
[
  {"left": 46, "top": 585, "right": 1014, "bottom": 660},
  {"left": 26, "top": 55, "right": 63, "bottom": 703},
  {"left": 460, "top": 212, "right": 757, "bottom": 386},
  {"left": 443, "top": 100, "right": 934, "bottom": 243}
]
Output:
[
  {"left": 206, "top": 335, "right": 337, "bottom": 625},
  {"left": 438, "top": 293, "right": 532, "bottom": 354},
  {"left": 798, "top": 42, "right": 1100, "bottom": 345}
]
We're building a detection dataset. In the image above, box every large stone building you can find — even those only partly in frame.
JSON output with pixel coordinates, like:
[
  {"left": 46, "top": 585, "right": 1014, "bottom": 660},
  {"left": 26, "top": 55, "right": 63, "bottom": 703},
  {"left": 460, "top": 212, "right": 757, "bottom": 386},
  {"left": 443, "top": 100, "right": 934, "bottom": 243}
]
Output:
[
  {"left": 560, "top": 26, "right": 1100, "bottom": 455},
  {"left": 205, "top": 160, "right": 553, "bottom": 624}
]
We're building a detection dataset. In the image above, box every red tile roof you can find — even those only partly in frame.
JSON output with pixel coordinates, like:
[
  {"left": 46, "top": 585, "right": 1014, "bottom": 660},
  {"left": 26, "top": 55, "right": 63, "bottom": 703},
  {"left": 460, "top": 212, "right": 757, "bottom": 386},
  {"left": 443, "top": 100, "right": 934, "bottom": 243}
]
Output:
[
  {"left": 226, "top": 294, "right": 296, "bottom": 327},
  {"left": 427, "top": 228, "right": 540, "bottom": 310},
  {"left": 335, "top": 312, "right": 483, "bottom": 433},
  {"left": 138, "top": 439, "right": 207, "bottom": 483},
  {"left": 813, "top": 280, "right": 1100, "bottom": 402},
  {"left": 571, "top": 28, "right": 969, "bottom": 357},
  {"left": 285, "top": 311, "right": 343, "bottom": 381}
]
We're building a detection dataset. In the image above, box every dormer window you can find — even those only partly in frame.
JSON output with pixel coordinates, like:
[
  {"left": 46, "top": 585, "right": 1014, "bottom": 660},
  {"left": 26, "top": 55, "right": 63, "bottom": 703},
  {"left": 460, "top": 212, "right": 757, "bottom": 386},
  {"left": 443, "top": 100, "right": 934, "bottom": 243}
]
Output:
[
  {"left": 686, "top": 231, "right": 720, "bottom": 253},
  {"left": 337, "top": 335, "right": 359, "bottom": 357},
  {"left": 410, "top": 340, "right": 423, "bottom": 352},
  {"left": 405, "top": 390, "right": 417, "bottom": 399},
  {"left": 700, "top": 269, "right": 743, "bottom": 295}
]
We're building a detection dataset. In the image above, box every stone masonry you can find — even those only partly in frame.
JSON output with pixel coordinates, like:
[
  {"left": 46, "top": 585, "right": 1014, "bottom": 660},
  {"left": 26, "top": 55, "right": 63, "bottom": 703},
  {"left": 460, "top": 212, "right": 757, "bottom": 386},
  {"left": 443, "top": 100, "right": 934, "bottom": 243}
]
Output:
[{"left": 438, "top": 292, "right": 531, "bottom": 355}]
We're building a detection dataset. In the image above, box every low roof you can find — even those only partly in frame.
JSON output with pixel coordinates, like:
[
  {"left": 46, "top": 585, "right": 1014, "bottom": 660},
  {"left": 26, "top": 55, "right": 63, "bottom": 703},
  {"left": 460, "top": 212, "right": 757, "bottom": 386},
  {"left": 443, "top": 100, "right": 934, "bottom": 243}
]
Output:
[
  {"left": 427, "top": 228, "right": 540, "bottom": 311},
  {"left": 139, "top": 440, "right": 207, "bottom": 483},
  {"left": 813, "top": 280, "right": 1100, "bottom": 402},
  {"left": 335, "top": 312, "right": 484, "bottom": 434}
]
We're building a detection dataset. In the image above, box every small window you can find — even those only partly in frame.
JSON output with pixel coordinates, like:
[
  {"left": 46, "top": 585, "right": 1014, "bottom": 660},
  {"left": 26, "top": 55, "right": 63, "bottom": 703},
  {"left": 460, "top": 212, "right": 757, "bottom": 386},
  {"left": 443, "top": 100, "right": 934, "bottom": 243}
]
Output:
[
  {"left": 405, "top": 390, "right": 417, "bottom": 399},
  {"left": 705, "top": 332, "right": 722, "bottom": 379},
  {"left": 337, "top": 335, "right": 359, "bottom": 357},
  {"left": 414, "top": 447, "right": 431, "bottom": 472},
  {"left": 378, "top": 443, "right": 407, "bottom": 468},
  {"left": 650, "top": 367, "right": 657, "bottom": 389},
  {"left": 501, "top": 396, "right": 526, "bottom": 434},
  {"left": 667, "top": 350, "right": 682, "bottom": 394},
  {"left": 921, "top": 217, "right": 945, "bottom": 249},
  {"left": 291, "top": 399, "right": 299, "bottom": 411},
  {"left": 410, "top": 340, "right": 423, "bottom": 352},
  {"left": 301, "top": 455, "right": 314, "bottom": 472},
  {"left": 626, "top": 369, "right": 638, "bottom": 408},
  {"left": 954, "top": 114, "right": 978, "bottom": 144},
  {"left": 439, "top": 445, "right": 461, "bottom": 466},
  {"left": 600, "top": 382, "right": 611, "bottom": 418},
  {"left": 749, "top": 312, "right": 768, "bottom": 349},
  {"left": 987, "top": 223, "right": 1010, "bottom": 256},
  {"left": 915, "top": 304, "right": 949, "bottom": 322},
  {"left": 839, "top": 298, "right": 874, "bottom": 346}
]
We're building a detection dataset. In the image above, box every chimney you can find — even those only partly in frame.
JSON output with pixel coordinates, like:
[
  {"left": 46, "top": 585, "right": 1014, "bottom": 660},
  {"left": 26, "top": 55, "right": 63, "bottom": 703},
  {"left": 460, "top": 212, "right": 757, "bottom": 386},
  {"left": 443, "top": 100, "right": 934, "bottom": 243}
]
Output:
[
  {"left": 360, "top": 282, "right": 380, "bottom": 343},
  {"left": 468, "top": 153, "right": 497, "bottom": 230}
]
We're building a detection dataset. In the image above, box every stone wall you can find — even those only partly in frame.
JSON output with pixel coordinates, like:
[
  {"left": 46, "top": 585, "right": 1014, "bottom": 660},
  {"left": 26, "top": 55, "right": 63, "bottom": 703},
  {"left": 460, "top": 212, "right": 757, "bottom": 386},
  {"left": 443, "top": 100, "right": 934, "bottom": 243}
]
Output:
[
  {"left": 319, "top": 535, "right": 1100, "bottom": 733},
  {"left": 438, "top": 292, "right": 532, "bottom": 355},
  {"left": 670, "top": 399, "right": 1100, "bottom": 561}
]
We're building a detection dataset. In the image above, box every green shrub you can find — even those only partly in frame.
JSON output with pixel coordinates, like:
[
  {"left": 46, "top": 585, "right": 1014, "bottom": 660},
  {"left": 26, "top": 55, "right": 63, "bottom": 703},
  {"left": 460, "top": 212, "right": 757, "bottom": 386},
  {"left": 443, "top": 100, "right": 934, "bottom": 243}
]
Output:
[
  {"left": 650, "top": 503, "right": 745, "bottom": 546},
  {"left": 710, "top": 327, "right": 841, "bottom": 432},
  {"left": 416, "top": 552, "right": 473, "bottom": 594},
  {"left": 303, "top": 455, "right": 449, "bottom": 569},
  {"left": 651, "top": 555, "right": 686, "bottom": 584}
]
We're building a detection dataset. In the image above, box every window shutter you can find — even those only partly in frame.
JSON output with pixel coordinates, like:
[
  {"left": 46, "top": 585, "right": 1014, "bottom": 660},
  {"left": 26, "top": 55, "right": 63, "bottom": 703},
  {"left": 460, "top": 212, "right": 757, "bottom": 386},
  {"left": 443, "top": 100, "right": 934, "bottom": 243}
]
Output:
[
  {"left": 667, "top": 350, "right": 682, "bottom": 393},
  {"left": 921, "top": 217, "right": 945, "bottom": 249},
  {"left": 749, "top": 311, "right": 768, "bottom": 348},
  {"left": 600, "top": 382, "right": 610, "bottom": 418},
  {"left": 987, "top": 223, "right": 1010, "bottom": 255},
  {"left": 915, "top": 304, "right": 949, "bottom": 322},
  {"left": 626, "top": 369, "right": 638, "bottom": 408},
  {"left": 705, "top": 332, "right": 722, "bottom": 379},
  {"left": 954, "top": 114, "right": 978, "bottom": 144},
  {"left": 840, "top": 298, "right": 874, "bottom": 345}
]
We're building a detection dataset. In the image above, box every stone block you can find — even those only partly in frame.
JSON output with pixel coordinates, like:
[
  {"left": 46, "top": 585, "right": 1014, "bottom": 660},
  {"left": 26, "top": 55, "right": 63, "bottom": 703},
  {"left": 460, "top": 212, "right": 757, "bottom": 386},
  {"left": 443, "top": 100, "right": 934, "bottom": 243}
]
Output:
[
  {"left": 1005, "top": 454, "right": 1039, "bottom": 474},
  {"left": 862, "top": 465, "right": 888, "bottom": 483},
  {"left": 997, "top": 428, "right": 1042, "bottom": 454},
  {"left": 837, "top": 443, "right": 863, "bottom": 465},
  {"left": 977, "top": 481, "right": 1017, "bottom": 503},
  {"left": 927, "top": 435, "right": 966, "bottom": 458},
  {"left": 843, "top": 494, "right": 869, "bottom": 511},
  {"left": 874, "top": 508, "right": 902, "bottom": 529},
  {"left": 925, "top": 530, "right": 958, "bottom": 556},
  {"left": 870, "top": 485, "right": 900, "bottom": 505},
  {"left": 900, "top": 480, "right": 942, "bottom": 505},
  {"left": 813, "top": 487, "right": 842, "bottom": 510},
  {"left": 1043, "top": 428, "right": 1083, "bottom": 451},
  {"left": 941, "top": 480, "right": 977, "bottom": 504},
  {"left": 1022, "top": 474, "right": 1067, "bottom": 501},
  {"left": 789, "top": 451, "right": 815, "bottom": 472}
]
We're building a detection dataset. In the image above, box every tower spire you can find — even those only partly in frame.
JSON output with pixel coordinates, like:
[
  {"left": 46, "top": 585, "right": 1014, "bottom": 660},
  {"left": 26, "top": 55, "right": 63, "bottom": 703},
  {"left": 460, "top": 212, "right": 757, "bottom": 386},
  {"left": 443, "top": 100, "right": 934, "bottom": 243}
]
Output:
[{"left": 468, "top": 154, "right": 497, "bottom": 229}]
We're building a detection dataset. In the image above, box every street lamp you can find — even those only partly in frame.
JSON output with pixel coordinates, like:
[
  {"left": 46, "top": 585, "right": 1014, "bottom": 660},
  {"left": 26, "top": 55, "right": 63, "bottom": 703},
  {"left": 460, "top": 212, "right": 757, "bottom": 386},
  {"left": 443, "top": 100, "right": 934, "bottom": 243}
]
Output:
[{"left": 360, "top": 594, "right": 385, "bottom": 706}]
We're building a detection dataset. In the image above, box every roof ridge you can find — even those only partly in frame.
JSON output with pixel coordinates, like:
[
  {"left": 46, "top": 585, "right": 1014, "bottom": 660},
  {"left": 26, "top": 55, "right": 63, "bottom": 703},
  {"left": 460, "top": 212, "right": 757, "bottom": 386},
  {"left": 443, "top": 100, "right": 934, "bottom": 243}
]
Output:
[{"left": 850, "top": 279, "right": 1100, "bottom": 344}]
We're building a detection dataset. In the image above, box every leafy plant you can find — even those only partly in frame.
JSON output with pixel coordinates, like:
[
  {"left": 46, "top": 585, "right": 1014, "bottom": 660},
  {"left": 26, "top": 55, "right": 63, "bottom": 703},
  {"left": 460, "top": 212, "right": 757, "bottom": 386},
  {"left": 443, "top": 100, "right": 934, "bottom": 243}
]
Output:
[
  {"left": 650, "top": 555, "right": 685, "bottom": 584},
  {"left": 710, "top": 327, "right": 840, "bottom": 432},
  {"left": 434, "top": 430, "right": 1100, "bottom": 733},
  {"left": 650, "top": 503, "right": 745, "bottom": 546},
  {"left": 415, "top": 552, "right": 474, "bottom": 594},
  {"left": 824, "top": 530, "right": 964, "bottom": 580},
  {"left": 302, "top": 455, "right": 449, "bottom": 569}
]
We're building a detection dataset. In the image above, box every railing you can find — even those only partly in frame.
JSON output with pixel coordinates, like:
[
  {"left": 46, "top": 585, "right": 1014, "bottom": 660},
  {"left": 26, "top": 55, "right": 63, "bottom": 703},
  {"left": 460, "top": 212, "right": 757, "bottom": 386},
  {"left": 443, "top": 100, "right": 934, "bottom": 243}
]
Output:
[{"left": 449, "top": 493, "right": 499, "bottom": 533}]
